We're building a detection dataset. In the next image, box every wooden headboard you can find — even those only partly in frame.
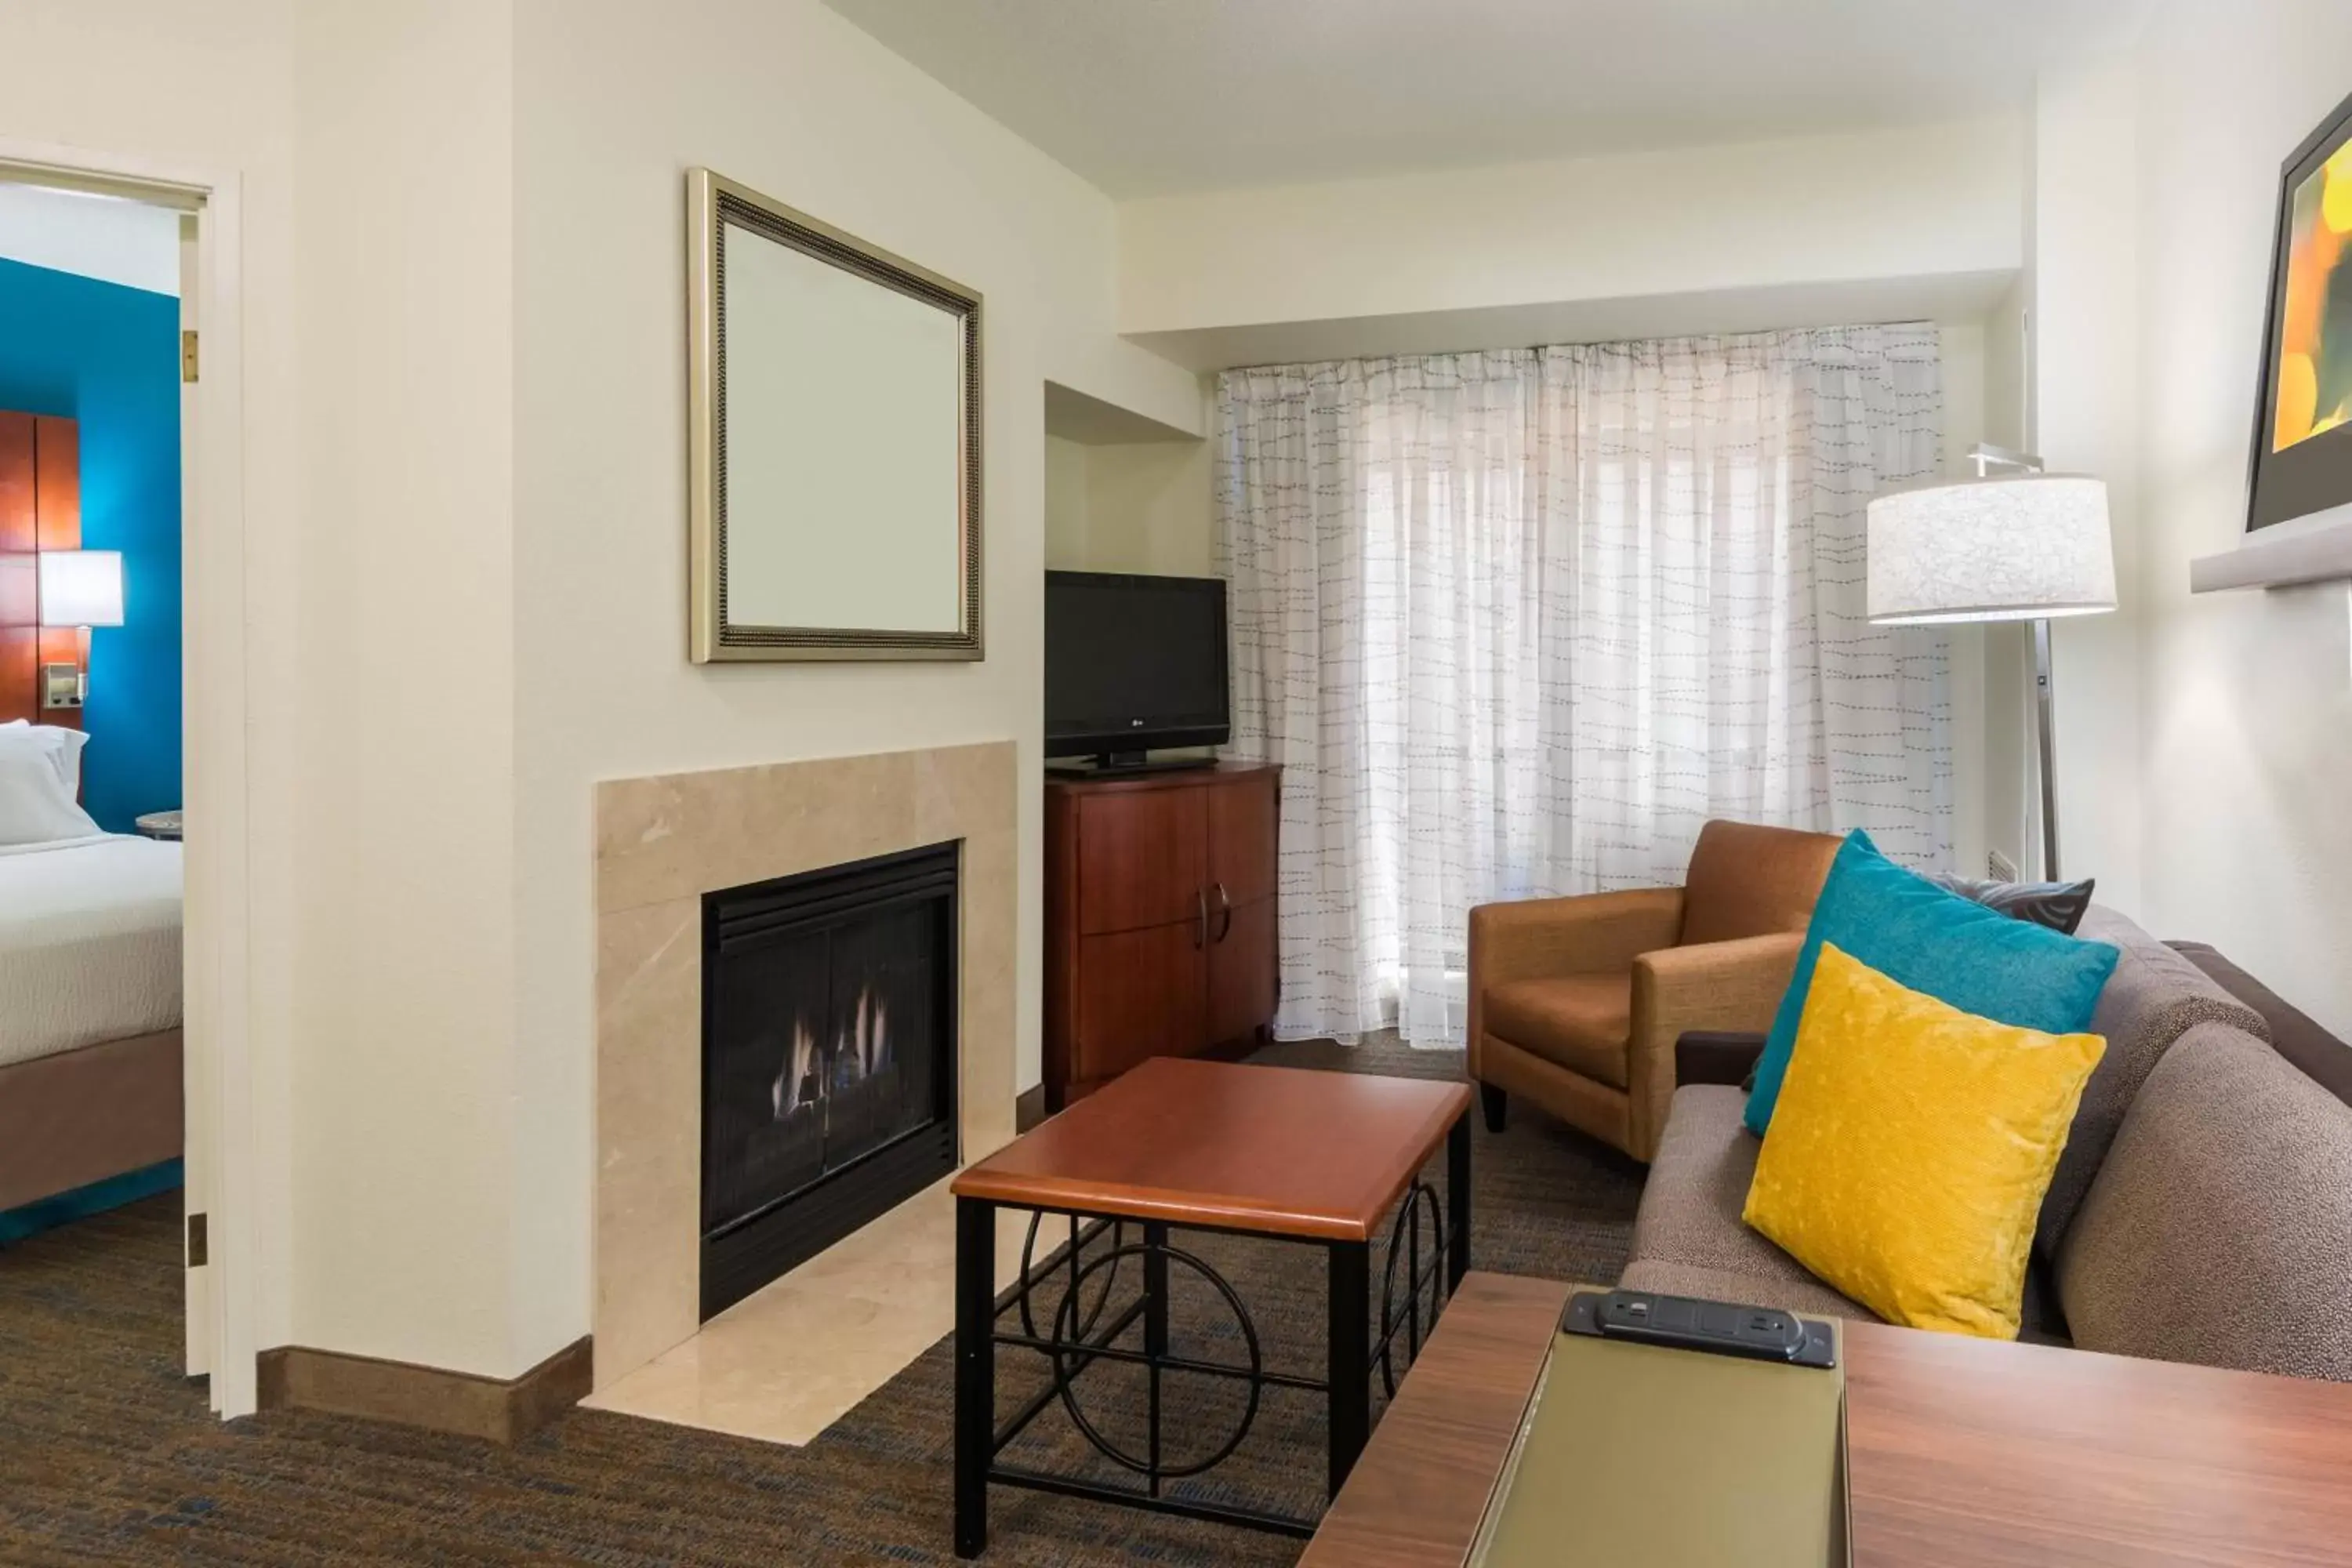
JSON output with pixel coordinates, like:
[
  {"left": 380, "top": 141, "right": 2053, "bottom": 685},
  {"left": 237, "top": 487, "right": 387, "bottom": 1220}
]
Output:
[{"left": 0, "top": 410, "right": 82, "bottom": 728}]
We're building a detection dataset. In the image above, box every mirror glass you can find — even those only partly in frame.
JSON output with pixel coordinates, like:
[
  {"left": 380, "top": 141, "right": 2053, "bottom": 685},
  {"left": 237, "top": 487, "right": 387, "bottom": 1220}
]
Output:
[{"left": 720, "top": 223, "right": 966, "bottom": 633}]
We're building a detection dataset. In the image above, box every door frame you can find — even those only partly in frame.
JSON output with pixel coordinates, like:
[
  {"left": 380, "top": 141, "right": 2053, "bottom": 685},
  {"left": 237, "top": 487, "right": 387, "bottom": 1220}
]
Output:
[{"left": 0, "top": 137, "right": 257, "bottom": 1417}]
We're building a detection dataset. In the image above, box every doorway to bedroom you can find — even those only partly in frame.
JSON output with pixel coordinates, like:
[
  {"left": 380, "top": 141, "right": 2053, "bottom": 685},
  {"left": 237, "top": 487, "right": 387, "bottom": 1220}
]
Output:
[{"left": 0, "top": 162, "right": 216, "bottom": 1399}]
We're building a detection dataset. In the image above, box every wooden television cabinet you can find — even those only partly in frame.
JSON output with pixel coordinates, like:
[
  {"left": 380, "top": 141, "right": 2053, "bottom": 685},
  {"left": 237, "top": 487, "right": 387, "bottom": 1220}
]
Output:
[{"left": 1042, "top": 762, "right": 1279, "bottom": 1110}]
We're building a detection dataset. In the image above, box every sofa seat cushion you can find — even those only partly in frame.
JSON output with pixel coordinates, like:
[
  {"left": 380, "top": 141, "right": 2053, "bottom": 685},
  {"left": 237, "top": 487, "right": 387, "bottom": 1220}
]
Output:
[
  {"left": 1484, "top": 974, "right": 1632, "bottom": 1088},
  {"left": 1621, "top": 1085, "right": 1869, "bottom": 1319},
  {"left": 2056, "top": 1022, "right": 2352, "bottom": 1382},
  {"left": 1628, "top": 1087, "right": 2069, "bottom": 1341}
]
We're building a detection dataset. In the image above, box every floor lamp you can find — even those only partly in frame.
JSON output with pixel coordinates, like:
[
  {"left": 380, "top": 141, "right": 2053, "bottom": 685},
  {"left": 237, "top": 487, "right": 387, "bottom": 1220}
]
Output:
[{"left": 1866, "top": 444, "right": 2116, "bottom": 881}]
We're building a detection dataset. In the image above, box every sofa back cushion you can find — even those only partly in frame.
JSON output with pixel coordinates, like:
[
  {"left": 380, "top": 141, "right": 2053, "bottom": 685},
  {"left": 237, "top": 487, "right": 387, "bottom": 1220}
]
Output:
[
  {"left": 2169, "top": 941, "right": 2352, "bottom": 1108},
  {"left": 2056, "top": 1022, "right": 2352, "bottom": 1382},
  {"left": 2033, "top": 907, "right": 2271, "bottom": 1258},
  {"left": 1679, "top": 819, "right": 1843, "bottom": 947}
]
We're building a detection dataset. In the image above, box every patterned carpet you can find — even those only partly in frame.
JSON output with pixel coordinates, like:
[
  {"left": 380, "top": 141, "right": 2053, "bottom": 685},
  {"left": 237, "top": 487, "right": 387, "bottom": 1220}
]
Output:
[{"left": 0, "top": 1038, "right": 1642, "bottom": 1565}]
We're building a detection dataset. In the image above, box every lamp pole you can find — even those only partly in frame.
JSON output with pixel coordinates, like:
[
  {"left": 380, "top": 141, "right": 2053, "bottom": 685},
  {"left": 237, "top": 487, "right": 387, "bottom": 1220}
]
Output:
[{"left": 1967, "top": 445, "right": 2064, "bottom": 882}]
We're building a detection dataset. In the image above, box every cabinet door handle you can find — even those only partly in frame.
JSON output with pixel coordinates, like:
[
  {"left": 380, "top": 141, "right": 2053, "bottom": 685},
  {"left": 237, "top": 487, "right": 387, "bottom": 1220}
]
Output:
[
  {"left": 1194, "top": 888, "right": 1208, "bottom": 949},
  {"left": 1213, "top": 881, "right": 1233, "bottom": 942}
]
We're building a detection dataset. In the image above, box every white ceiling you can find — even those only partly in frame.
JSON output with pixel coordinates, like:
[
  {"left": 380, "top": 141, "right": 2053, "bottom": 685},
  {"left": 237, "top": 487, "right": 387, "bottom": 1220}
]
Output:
[
  {"left": 822, "top": 0, "right": 2151, "bottom": 198},
  {"left": 0, "top": 183, "right": 180, "bottom": 296}
]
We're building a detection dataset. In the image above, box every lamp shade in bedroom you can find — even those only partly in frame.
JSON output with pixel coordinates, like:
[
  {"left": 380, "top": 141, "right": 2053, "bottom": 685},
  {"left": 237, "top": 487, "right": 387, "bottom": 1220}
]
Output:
[{"left": 37, "top": 549, "right": 125, "bottom": 629}]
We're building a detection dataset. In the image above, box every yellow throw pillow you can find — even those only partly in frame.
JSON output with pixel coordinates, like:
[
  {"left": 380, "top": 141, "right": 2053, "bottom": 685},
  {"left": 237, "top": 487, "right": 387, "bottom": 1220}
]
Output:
[{"left": 1742, "top": 941, "right": 2105, "bottom": 1339}]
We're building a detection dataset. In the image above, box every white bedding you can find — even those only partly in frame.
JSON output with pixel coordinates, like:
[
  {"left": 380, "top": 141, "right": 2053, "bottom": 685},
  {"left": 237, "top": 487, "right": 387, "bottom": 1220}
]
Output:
[{"left": 0, "top": 834, "right": 183, "bottom": 1070}]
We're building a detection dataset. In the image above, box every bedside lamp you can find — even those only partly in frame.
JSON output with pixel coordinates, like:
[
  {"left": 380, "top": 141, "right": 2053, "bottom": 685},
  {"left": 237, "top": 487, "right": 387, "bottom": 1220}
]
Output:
[
  {"left": 37, "top": 548, "right": 125, "bottom": 710},
  {"left": 1867, "top": 446, "right": 2114, "bottom": 880}
]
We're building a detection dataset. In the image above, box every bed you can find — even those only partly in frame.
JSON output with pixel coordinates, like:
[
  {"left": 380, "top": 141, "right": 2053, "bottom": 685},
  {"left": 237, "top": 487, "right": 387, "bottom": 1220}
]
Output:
[{"left": 0, "top": 832, "right": 184, "bottom": 1214}]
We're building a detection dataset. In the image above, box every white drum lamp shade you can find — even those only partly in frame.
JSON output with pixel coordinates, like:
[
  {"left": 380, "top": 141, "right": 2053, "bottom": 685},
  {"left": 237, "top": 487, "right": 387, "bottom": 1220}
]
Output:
[
  {"left": 38, "top": 549, "right": 125, "bottom": 628},
  {"left": 1867, "top": 475, "right": 2115, "bottom": 625}
]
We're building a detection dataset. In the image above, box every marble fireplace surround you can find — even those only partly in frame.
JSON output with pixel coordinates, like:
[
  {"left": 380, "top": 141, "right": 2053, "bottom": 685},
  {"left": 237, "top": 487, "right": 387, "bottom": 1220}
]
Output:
[{"left": 592, "top": 741, "right": 1018, "bottom": 1392}]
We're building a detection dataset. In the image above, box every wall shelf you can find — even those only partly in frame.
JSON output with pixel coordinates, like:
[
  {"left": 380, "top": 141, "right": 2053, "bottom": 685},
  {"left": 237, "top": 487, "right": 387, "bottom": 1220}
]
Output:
[{"left": 2190, "top": 504, "right": 2352, "bottom": 593}]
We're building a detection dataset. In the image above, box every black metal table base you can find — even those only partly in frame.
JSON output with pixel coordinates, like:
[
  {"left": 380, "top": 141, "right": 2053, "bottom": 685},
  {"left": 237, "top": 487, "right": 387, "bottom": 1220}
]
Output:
[{"left": 953, "top": 1108, "right": 1472, "bottom": 1558}]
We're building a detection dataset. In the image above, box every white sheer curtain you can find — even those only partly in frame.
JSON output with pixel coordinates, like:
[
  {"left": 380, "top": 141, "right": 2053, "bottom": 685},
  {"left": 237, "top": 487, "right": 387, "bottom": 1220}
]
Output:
[{"left": 1217, "top": 325, "right": 1950, "bottom": 1047}]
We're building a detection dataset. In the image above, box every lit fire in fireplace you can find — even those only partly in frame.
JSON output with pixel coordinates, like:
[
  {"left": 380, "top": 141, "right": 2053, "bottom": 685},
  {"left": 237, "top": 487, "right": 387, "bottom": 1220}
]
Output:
[{"left": 770, "top": 983, "right": 894, "bottom": 1122}]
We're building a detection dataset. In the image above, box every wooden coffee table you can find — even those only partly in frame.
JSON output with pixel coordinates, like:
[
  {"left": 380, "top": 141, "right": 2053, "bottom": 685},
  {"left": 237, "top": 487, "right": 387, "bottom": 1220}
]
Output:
[
  {"left": 1305, "top": 1273, "right": 2352, "bottom": 1566},
  {"left": 950, "top": 1057, "right": 1475, "bottom": 1558}
]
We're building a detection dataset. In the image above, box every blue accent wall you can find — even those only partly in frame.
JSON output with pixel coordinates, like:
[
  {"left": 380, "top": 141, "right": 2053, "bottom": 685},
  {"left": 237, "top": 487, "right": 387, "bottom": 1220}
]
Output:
[{"left": 0, "top": 256, "right": 181, "bottom": 832}]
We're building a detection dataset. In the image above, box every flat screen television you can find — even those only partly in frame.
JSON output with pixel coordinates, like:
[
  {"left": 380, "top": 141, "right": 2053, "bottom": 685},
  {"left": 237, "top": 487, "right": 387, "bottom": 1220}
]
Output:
[
  {"left": 2249, "top": 89, "right": 2352, "bottom": 532},
  {"left": 1044, "top": 571, "right": 1229, "bottom": 770}
]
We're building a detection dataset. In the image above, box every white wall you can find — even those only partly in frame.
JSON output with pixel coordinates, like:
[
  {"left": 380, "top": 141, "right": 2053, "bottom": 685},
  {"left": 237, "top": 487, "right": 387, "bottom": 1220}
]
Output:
[
  {"left": 510, "top": 0, "right": 1200, "bottom": 1374},
  {"left": 287, "top": 2, "right": 526, "bottom": 1377},
  {"left": 2032, "top": 59, "right": 2146, "bottom": 915},
  {"left": 1042, "top": 434, "right": 1215, "bottom": 579},
  {"left": 1044, "top": 434, "right": 1090, "bottom": 567},
  {"left": 0, "top": 181, "right": 180, "bottom": 294},
  {"left": 2131, "top": 0, "right": 2352, "bottom": 1030},
  {"left": 1120, "top": 117, "right": 2026, "bottom": 340}
]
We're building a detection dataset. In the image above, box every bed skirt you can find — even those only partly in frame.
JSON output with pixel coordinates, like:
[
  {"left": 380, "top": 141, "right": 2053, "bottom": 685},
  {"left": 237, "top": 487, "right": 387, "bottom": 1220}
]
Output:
[{"left": 0, "top": 1029, "right": 183, "bottom": 1214}]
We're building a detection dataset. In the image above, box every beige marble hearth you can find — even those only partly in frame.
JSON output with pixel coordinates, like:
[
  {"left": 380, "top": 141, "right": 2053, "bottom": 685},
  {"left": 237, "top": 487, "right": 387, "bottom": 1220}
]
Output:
[
  {"left": 590, "top": 741, "right": 1021, "bottom": 1424},
  {"left": 584, "top": 1175, "right": 1034, "bottom": 1446}
]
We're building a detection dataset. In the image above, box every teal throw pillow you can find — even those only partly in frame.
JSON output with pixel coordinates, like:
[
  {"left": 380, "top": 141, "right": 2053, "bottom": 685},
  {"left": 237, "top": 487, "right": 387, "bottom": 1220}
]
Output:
[{"left": 1742, "top": 829, "right": 2120, "bottom": 1136}]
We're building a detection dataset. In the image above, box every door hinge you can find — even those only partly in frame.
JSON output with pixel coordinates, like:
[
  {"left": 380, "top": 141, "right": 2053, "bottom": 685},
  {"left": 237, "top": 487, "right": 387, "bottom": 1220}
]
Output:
[
  {"left": 181, "top": 329, "right": 199, "bottom": 384},
  {"left": 187, "top": 1212, "right": 208, "bottom": 1267}
]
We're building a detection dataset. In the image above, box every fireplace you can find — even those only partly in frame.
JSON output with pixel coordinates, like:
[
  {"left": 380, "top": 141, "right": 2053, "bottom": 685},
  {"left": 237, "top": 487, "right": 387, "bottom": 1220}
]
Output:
[{"left": 700, "top": 841, "right": 960, "bottom": 1319}]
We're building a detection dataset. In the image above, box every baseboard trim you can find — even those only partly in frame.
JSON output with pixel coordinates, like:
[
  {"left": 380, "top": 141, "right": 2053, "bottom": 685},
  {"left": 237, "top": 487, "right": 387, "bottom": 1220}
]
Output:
[
  {"left": 257, "top": 1334, "right": 593, "bottom": 1444},
  {"left": 1014, "top": 1082, "right": 1048, "bottom": 1132}
]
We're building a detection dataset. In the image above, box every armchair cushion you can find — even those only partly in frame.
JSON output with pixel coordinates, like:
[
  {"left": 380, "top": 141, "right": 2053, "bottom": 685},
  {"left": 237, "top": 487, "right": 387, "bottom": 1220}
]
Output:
[{"left": 1484, "top": 975, "right": 1632, "bottom": 1087}]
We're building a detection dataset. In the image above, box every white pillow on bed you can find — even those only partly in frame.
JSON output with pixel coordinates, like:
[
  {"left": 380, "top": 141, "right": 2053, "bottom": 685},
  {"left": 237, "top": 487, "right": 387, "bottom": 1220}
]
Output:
[
  {"left": 0, "top": 719, "right": 89, "bottom": 793},
  {"left": 0, "top": 727, "right": 101, "bottom": 844}
]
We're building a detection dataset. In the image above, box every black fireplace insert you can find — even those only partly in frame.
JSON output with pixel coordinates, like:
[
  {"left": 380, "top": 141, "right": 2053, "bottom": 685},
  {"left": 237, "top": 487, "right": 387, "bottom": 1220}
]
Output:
[{"left": 701, "top": 841, "right": 959, "bottom": 1319}]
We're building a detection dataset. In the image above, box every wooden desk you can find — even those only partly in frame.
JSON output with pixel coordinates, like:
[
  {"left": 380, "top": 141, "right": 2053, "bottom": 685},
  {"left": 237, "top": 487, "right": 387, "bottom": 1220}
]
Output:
[{"left": 1307, "top": 1273, "right": 2352, "bottom": 1567}]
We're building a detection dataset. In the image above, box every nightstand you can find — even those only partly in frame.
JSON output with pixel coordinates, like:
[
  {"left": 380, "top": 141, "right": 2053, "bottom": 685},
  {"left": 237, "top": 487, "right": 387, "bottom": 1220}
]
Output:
[{"left": 134, "top": 810, "right": 183, "bottom": 841}]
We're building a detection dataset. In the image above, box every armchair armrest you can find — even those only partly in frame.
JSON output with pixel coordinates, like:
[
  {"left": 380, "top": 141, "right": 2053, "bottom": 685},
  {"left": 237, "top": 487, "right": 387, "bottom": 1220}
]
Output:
[
  {"left": 1624, "top": 931, "right": 1805, "bottom": 1159},
  {"left": 1466, "top": 887, "right": 1684, "bottom": 1087},
  {"left": 1676, "top": 1031, "right": 1767, "bottom": 1087},
  {"left": 1467, "top": 887, "right": 1685, "bottom": 991}
]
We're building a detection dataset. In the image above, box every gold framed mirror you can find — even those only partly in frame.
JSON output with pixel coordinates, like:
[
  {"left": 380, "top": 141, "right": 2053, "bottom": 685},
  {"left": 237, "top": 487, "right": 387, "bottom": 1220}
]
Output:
[{"left": 688, "top": 168, "right": 983, "bottom": 662}]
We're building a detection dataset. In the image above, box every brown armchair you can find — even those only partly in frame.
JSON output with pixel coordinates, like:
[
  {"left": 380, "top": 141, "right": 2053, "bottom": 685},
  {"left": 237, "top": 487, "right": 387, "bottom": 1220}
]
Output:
[{"left": 1467, "top": 820, "right": 1842, "bottom": 1161}]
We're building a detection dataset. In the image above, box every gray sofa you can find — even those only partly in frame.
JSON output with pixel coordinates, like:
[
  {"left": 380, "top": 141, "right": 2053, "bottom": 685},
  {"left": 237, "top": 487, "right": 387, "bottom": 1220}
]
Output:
[{"left": 1619, "top": 906, "right": 2352, "bottom": 1381}]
